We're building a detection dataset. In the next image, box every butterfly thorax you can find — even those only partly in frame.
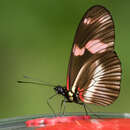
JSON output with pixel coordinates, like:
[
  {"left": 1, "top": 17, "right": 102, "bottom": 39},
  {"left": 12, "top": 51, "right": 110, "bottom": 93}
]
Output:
[{"left": 54, "top": 86, "right": 80, "bottom": 103}]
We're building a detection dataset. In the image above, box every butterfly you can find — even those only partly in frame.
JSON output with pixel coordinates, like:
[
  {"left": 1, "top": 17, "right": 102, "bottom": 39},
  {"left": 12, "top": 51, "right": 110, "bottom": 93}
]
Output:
[
  {"left": 18, "top": 5, "right": 122, "bottom": 115},
  {"left": 54, "top": 5, "right": 122, "bottom": 110}
]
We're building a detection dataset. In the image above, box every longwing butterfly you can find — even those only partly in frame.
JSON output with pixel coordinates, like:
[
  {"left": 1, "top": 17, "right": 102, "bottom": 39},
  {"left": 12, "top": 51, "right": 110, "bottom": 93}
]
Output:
[
  {"left": 18, "top": 5, "right": 122, "bottom": 114},
  {"left": 54, "top": 5, "right": 122, "bottom": 107}
]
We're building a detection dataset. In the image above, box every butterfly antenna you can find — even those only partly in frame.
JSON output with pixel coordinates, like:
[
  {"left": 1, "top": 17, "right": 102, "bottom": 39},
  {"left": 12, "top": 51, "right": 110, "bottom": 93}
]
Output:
[{"left": 17, "top": 75, "right": 56, "bottom": 87}]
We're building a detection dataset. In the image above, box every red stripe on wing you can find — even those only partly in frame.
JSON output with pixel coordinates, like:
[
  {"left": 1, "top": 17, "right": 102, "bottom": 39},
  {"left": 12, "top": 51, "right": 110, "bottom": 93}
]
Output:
[
  {"left": 78, "top": 88, "right": 85, "bottom": 102},
  {"left": 67, "top": 76, "right": 69, "bottom": 91}
]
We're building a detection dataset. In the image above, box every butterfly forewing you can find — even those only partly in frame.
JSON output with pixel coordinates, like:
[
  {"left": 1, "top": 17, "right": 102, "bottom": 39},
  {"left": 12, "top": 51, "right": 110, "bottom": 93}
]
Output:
[
  {"left": 74, "top": 6, "right": 114, "bottom": 50},
  {"left": 67, "top": 5, "right": 121, "bottom": 106}
]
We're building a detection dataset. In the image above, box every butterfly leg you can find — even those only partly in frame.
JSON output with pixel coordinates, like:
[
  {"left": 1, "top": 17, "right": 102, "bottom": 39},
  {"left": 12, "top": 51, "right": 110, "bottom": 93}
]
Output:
[
  {"left": 83, "top": 104, "right": 100, "bottom": 118},
  {"left": 47, "top": 94, "right": 57, "bottom": 116},
  {"left": 59, "top": 97, "right": 67, "bottom": 115},
  {"left": 83, "top": 104, "right": 88, "bottom": 115},
  {"left": 59, "top": 98, "right": 65, "bottom": 114},
  {"left": 59, "top": 98, "right": 70, "bottom": 115}
]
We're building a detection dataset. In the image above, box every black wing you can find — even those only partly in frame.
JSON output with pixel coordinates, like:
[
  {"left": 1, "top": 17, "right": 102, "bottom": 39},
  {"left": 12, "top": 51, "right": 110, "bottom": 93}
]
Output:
[
  {"left": 66, "top": 5, "right": 121, "bottom": 105},
  {"left": 77, "top": 51, "right": 121, "bottom": 106},
  {"left": 67, "top": 5, "right": 115, "bottom": 90}
]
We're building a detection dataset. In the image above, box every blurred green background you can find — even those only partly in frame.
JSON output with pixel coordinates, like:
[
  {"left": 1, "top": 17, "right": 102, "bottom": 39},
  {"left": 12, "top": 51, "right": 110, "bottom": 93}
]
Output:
[{"left": 0, "top": 0, "right": 129, "bottom": 119}]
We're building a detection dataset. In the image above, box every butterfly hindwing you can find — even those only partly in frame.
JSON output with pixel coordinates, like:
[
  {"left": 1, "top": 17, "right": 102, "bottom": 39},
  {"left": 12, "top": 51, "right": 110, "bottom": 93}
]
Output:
[{"left": 77, "top": 51, "right": 121, "bottom": 106}]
